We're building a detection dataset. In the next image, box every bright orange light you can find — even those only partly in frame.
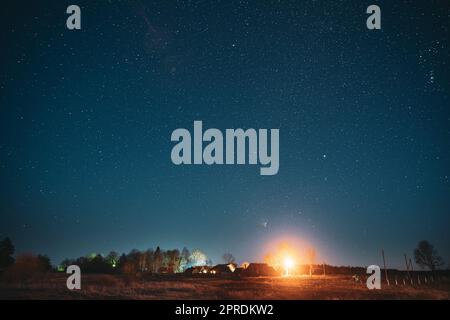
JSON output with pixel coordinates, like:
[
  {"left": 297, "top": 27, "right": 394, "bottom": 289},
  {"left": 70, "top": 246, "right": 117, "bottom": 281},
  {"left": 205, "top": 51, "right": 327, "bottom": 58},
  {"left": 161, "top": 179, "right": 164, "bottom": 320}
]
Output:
[
  {"left": 283, "top": 256, "right": 295, "bottom": 276},
  {"left": 284, "top": 256, "right": 294, "bottom": 269},
  {"left": 263, "top": 237, "right": 320, "bottom": 276}
]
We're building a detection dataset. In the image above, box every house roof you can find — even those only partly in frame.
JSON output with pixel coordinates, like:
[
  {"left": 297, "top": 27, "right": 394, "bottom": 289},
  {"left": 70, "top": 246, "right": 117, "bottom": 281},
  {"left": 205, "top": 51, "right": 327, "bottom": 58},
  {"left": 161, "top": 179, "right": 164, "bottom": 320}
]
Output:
[{"left": 210, "top": 264, "right": 235, "bottom": 273}]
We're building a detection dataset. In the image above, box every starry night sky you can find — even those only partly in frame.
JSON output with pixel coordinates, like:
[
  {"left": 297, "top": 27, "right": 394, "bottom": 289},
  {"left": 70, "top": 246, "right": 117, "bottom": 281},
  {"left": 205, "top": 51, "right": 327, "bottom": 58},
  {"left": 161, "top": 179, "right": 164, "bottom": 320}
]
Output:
[{"left": 1, "top": 1, "right": 449, "bottom": 268}]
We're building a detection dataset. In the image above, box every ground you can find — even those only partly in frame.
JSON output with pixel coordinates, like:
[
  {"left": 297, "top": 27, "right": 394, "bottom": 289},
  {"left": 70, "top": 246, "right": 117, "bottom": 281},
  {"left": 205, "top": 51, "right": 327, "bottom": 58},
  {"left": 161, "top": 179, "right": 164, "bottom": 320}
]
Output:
[{"left": 1, "top": 274, "right": 449, "bottom": 299}]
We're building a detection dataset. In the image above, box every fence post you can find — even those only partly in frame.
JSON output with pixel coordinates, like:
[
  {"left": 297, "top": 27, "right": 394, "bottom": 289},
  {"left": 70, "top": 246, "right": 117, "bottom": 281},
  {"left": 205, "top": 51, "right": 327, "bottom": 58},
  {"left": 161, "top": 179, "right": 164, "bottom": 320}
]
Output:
[
  {"left": 382, "top": 249, "right": 389, "bottom": 285},
  {"left": 404, "top": 254, "right": 411, "bottom": 281}
]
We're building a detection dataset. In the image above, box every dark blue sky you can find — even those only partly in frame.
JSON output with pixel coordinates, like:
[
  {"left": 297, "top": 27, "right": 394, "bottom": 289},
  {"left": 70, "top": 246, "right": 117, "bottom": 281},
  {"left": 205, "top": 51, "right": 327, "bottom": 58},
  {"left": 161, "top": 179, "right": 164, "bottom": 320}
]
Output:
[{"left": 1, "top": 0, "right": 449, "bottom": 269}]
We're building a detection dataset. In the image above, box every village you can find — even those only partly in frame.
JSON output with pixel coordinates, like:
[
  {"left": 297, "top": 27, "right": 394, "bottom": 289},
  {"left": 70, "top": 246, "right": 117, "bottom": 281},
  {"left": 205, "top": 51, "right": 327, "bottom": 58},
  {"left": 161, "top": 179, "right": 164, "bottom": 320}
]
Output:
[
  {"left": 184, "top": 262, "right": 278, "bottom": 277},
  {"left": 1, "top": 237, "right": 449, "bottom": 299}
]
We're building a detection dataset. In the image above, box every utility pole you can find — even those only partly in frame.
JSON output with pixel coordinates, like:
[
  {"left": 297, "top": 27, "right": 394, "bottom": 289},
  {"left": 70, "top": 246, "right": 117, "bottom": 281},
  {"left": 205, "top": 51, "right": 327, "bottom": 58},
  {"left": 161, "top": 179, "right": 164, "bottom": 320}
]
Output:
[{"left": 404, "top": 254, "right": 411, "bottom": 280}]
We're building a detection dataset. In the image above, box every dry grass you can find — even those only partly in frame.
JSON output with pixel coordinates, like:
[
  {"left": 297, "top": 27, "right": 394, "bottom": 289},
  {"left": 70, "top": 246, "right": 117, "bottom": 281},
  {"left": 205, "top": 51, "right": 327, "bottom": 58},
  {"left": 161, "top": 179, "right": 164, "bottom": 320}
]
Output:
[{"left": 0, "top": 274, "right": 449, "bottom": 300}]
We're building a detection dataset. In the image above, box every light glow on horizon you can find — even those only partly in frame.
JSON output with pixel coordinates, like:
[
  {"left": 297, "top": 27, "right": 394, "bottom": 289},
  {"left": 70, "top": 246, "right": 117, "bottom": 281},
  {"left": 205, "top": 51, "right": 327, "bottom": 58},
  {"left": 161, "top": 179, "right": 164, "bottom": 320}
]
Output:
[{"left": 283, "top": 256, "right": 295, "bottom": 276}]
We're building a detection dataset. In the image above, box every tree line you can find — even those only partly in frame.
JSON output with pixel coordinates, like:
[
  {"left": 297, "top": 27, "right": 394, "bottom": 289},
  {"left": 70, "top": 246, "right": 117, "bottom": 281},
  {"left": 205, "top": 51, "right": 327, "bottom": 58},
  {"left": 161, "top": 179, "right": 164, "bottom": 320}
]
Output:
[
  {"left": 0, "top": 237, "right": 447, "bottom": 277},
  {"left": 59, "top": 247, "right": 212, "bottom": 274}
]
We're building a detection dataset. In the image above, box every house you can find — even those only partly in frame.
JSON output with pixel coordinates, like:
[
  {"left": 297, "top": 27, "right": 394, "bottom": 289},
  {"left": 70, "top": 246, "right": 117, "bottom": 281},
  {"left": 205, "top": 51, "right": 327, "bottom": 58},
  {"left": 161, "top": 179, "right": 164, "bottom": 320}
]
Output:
[
  {"left": 184, "top": 265, "right": 210, "bottom": 275},
  {"left": 209, "top": 263, "right": 236, "bottom": 275},
  {"left": 233, "top": 267, "right": 245, "bottom": 275},
  {"left": 243, "top": 263, "right": 279, "bottom": 276}
]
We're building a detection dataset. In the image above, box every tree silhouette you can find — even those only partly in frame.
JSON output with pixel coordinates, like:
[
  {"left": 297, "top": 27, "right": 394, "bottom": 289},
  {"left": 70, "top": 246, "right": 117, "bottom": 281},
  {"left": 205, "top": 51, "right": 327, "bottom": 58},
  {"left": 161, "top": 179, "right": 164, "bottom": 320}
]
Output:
[
  {"left": 166, "top": 249, "right": 180, "bottom": 273},
  {"left": 105, "top": 251, "right": 119, "bottom": 268},
  {"left": 414, "top": 240, "right": 444, "bottom": 271},
  {"left": 178, "top": 247, "right": 190, "bottom": 272},
  {"left": 222, "top": 253, "right": 236, "bottom": 264},
  {"left": 153, "top": 246, "right": 163, "bottom": 273},
  {"left": 37, "top": 254, "right": 52, "bottom": 271},
  {"left": 0, "top": 237, "right": 15, "bottom": 270}
]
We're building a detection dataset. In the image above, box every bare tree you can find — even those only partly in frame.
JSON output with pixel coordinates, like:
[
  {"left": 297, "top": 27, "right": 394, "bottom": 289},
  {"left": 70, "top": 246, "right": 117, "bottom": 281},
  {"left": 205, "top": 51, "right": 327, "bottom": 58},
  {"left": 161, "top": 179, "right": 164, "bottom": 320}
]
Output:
[
  {"left": 189, "top": 249, "right": 207, "bottom": 266},
  {"left": 0, "top": 237, "right": 15, "bottom": 270},
  {"left": 166, "top": 249, "right": 180, "bottom": 273},
  {"left": 222, "top": 253, "right": 236, "bottom": 264},
  {"left": 153, "top": 246, "right": 163, "bottom": 273},
  {"left": 178, "top": 247, "right": 190, "bottom": 272},
  {"left": 414, "top": 240, "right": 444, "bottom": 271},
  {"left": 105, "top": 251, "right": 119, "bottom": 268}
]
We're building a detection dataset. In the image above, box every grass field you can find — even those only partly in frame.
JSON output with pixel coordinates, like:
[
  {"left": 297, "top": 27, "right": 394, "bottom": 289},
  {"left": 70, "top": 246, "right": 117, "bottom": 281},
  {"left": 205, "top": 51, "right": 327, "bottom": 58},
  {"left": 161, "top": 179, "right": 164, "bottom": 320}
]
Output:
[{"left": 1, "top": 274, "right": 449, "bottom": 299}]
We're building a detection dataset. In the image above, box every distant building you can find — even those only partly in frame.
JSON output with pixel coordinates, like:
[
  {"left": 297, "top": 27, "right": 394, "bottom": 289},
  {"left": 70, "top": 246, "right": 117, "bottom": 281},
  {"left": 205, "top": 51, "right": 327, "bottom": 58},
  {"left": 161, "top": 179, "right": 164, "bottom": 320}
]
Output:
[
  {"left": 243, "top": 263, "right": 279, "bottom": 276},
  {"left": 233, "top": 267, "right": 245, "bottom": 275},
  {"left": 184, "top": 265, "right": 210, "bottom": 275},
  {"left": 209, "top": 263, "right": 236, "bottom": 275}
]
